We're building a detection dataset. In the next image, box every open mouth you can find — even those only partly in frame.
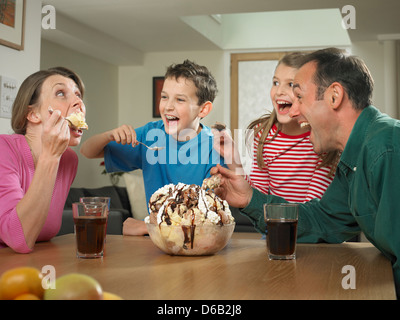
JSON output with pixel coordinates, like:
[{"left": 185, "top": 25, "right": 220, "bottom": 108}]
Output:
[
  {"left": 165, "top": 114, "right": 179, "bottom": 124},
  {"left": 276, "top": 100, "right": 292, "bottom": 114},
  {"left": 70, "top": 127, "right": 83, "bottom": 136}
]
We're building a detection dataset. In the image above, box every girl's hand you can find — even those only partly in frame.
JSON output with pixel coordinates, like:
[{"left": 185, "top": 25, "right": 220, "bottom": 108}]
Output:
[
  {"left": 213, "top": 129, "right": 244, "bottom": 175},
  {"left": 212, "top": 129, "right": 233, "bottom": 158}
]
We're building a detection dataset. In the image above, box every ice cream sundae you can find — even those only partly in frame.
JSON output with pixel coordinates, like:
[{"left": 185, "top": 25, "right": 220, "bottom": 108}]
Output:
[{"left": 145, "top": 182, "right": 235, "bottom": 255}]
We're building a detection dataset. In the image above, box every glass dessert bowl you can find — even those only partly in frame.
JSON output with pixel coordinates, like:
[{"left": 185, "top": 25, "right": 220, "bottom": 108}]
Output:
[{"left": 146, "top": 222, "right": 235, "bottom": 256}]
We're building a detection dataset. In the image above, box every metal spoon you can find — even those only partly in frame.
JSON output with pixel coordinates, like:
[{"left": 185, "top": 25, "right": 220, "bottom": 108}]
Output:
[{"left": 137, "top": 141, "right": 165, "bottom": 151}]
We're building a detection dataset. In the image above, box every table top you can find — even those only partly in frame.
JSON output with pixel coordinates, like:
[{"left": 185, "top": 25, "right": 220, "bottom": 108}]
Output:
[{"left": 0, "top": 233, "right": 395, "bottom": 300}]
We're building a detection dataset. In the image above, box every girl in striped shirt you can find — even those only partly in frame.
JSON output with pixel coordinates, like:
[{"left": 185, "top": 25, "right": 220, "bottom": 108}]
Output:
[{"left": 215, "top": 52, "right": 339, "bottom": 202}]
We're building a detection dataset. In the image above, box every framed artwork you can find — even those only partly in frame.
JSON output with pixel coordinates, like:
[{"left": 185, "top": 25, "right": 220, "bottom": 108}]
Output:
[
  {"left": 0, "top": 0, "right": 25, "bottom": 50},
  {"left": 152, "top": 76, "right": 164, "bottom": 118}
]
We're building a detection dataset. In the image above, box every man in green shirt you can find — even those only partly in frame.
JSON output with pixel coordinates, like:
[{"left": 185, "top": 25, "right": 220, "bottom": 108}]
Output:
[{"left": 212, "top": 48, "right": 400, "bottom": 297}]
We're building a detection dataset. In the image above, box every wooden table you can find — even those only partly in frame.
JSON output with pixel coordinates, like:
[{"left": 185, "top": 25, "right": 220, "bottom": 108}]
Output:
[{"left": 0, "top": 233, "right": 396, "bottom": 300}]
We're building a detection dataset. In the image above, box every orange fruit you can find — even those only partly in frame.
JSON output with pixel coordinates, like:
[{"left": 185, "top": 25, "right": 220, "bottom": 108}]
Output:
[
  {"left": 0, "top": 267, "right": 44, "bottom": 300},
  {"left": 14, "top": 293, "right": 40, "bottom": 300}
]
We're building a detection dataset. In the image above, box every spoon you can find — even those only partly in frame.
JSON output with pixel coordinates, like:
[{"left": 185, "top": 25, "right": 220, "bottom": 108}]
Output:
[{"left": 136, "top": 141, "right": 165, "bottom": 151}]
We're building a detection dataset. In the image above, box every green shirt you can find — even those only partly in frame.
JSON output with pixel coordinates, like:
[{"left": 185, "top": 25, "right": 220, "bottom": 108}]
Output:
[{"left": 241, "top": 105, "right": 400, "bottom": 296}]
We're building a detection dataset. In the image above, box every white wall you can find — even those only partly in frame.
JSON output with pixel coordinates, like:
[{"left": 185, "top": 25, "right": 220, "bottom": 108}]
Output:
[
  {"left": 352, "top": 41, "right": 385, "bottom": 113},
  {"left": 40, "top": 40, "right": 119, "bottom": 188},
  {"left": 0, "top": 0, "right": 42, "bottom": 134}
]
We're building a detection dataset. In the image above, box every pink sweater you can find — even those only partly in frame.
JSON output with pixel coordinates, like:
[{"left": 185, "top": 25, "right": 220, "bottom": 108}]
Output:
[{"left": 0, "top": 134, "right": 77, "bottom": 253}]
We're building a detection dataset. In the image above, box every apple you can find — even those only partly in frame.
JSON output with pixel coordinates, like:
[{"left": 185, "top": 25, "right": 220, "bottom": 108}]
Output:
[
  {"left": 103, "top": 291, "right": 123, "bottom": 300},
  {"left": 44, "top": 273, "right": 103, "bottom": 300}
]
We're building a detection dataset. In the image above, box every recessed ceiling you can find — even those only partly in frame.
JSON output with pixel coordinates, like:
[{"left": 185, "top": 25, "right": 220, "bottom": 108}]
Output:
[
  {"left": 181, "top": 9, "right": 351, "bottom": 50},
  {"left": 41, "top": 0, "right": 400, "bottom": 66}
]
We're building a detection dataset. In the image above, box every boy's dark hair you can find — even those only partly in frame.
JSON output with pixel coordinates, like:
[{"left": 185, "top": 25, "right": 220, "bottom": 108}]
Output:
[
  {"left": 300, "top": 47, "right": 374, "bottom": 110},
  {"left": 165, "top": 59, "right": 218, "bottom": 105}
]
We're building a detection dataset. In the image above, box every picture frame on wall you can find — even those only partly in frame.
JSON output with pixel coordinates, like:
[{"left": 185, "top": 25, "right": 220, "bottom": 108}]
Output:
[
  {"left": 0, "top": 0, "right": 25, "bottom": 51},
  {"left": 152, "top": 76, "right": 164, "bottom": 118}
]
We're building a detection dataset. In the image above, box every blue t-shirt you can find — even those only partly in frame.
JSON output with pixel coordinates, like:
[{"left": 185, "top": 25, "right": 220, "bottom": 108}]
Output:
[{"left": 104, "top": 120, "right": 225, "bottom": 204}]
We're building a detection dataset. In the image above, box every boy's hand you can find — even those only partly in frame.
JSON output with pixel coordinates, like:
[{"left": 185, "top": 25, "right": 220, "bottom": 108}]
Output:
[
  {"left": 122, "top": 218, "right": 148, "bottom": 236},
  {"left": 109, "top": 124, "right": 137, "bottom": 147},
  {"left": 211, "top": 164, "right": 253, "bottom": 209}
]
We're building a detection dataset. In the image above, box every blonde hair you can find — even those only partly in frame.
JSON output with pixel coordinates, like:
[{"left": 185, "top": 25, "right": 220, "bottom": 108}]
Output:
[
  {"left": 11, "top": 67, "right": 85, "bottom": 135},
  {"left": 247, "top": 52, "right": 339, "bottom": 177}
]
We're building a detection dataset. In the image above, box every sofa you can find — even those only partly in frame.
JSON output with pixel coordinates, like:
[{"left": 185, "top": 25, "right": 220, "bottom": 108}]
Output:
[{"left": 57, "top": 184, "right": 258, "bottom": 236}]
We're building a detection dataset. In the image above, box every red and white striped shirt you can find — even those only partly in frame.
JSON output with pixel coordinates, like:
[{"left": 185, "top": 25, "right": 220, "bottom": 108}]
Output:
[{"left": 246, "top": 124, "right": 334, "bottom": 203}]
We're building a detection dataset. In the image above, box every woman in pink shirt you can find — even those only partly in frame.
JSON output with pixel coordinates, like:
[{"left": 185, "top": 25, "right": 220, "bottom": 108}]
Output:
[{"left": 0, "top": 67, "right": 86, "bottom": 253}]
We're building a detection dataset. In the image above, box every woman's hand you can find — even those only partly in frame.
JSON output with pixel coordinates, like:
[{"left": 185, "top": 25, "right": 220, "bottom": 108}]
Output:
[{"left": 41, "top": 109, "right": 70, "bottom": 160}]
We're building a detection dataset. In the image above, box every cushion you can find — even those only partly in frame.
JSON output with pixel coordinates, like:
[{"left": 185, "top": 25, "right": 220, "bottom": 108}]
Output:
[
  {"left": 64, "top": 188, "right": 86, "bottom": 208},
  {"left": 113, "top": 186, "right": 131, "bottom": 211},
  {"left": 123, "top": 171, "right": 149, "bottom": 220}
]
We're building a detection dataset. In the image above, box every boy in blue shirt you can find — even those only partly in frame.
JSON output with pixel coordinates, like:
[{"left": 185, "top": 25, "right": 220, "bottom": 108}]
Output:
[{"left": 80, "top": 60, "right": 225, "bottom": 235}]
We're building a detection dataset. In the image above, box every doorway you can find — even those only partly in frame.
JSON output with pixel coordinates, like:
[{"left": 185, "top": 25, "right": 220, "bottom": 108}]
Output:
[{"left": 230, "top": 52, "right": 287, "bottom": 132}]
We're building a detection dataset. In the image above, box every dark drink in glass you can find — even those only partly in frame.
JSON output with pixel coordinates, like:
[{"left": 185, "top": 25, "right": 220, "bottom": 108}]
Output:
[
  {"left": 72, "top": 202, "right": 107, "bottom": 259},
  {"left": 266, "top": 219, "right": 298, "bottom": 259},
  {"left": 264, "top": 203, "right": 298, "bottom": 260},
  {"left": 74, "top": 216, "right": 107, "bottom": 258}
]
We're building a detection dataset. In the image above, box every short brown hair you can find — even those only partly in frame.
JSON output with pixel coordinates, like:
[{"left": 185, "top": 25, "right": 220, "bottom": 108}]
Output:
[
  {"left": 11, "top": 67, "right": 84, "bottom": 135},
  {"left": 300, "top": 47, "right": 374, "bottom": 110},
  {"left": 164, "top": 59, "right": 218, "bottom": 105}
]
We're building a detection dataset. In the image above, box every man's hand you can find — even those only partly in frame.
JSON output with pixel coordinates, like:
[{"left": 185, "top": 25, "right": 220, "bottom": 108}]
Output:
[{"left": 211, "top": 164, "right": 253, "bottom": 208}]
